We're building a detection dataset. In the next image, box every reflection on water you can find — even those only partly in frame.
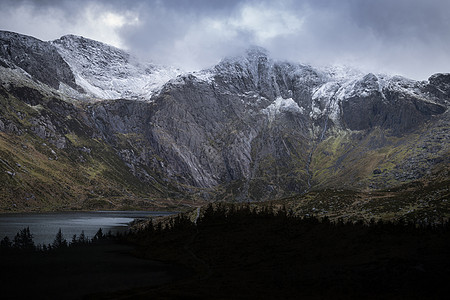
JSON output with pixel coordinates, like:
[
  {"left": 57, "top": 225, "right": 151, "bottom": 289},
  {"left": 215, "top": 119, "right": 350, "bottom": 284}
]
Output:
[{"left": 0, "top": 211, "right": 174, "bottom": 245}]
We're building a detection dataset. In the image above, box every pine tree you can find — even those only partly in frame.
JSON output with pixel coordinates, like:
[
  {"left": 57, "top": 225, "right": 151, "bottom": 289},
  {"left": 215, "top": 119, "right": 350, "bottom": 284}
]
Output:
[
  {"left": 13, "top": 227, "right": 35, "bottom": 251},
  {"left": 70, "top": 234, "right": 78, "bottom": 246},
  {"left": 78, "top": 230, "right": 87, "bottom": 244},
  {"left": 52, "top": 228, "right": 67, "bottom": 249},
  {"left": 93, "top": 228, "right": 104, "bottom": 241},
  {"left": 0, "top": 236, "right": 12, "bottom": 250}
]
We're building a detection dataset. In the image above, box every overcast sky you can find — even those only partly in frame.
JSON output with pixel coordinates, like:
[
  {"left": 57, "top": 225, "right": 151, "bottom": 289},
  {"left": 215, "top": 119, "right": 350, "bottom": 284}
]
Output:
[{"left": 1, "top": 0, "right": 449, "bottom": 80}]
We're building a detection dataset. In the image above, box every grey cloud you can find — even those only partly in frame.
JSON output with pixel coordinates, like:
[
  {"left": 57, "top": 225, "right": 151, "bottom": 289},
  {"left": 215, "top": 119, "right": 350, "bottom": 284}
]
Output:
[
  {"left": 347, "top": 0, "right": 450, "bottom": 39},
  {"left": 1, "top": 0, "right": 449, "bottom": 79}
]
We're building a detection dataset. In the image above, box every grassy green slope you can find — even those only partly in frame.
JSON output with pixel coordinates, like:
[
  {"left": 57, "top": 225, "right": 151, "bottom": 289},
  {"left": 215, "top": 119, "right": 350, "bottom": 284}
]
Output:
[
  {"left": 0, "top": 85, "right": 195, "bottom": 212},
  {"left": 310, "top": 117, "right": 449, "bottom": 191}
]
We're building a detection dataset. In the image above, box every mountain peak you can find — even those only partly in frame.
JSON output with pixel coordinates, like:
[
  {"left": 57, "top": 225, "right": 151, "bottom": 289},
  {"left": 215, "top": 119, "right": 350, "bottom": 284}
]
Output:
[
  {"left": 54, "top": 34, "right": 125, "bottom": 54},
  {"left": 217, "top": 46, "right": 270, "bottom": 65},
  {"left": 51, "top": 33, "right": 181, "bottom": 100},
  {"left": 57, "top": 34, "right": 101, "bottom": 44},
  {"left": 58, "top": 34, "right": 84, "bottom": 40},
  {"left": 245, "top": 45, "right": 269, "bottom": 58}
]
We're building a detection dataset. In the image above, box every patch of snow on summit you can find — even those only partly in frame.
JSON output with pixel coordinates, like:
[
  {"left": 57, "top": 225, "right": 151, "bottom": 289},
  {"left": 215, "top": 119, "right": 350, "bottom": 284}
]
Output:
[{"left": 52, "top": 35, "right": 181, "bottom": 101}]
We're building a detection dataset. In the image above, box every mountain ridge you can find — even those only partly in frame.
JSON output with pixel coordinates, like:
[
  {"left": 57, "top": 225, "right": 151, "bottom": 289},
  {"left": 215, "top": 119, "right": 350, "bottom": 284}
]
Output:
[{"left": 0, "top": 31, "right": 448, "bottom": 219}]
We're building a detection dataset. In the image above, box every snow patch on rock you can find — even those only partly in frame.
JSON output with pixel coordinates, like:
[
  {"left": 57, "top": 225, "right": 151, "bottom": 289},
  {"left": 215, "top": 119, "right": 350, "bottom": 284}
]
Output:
[
  {"left": 192, "top": 69, "right": 215, "bottom": 83},
  {"left": 263, "top": 97, "right": 304, "bottom": 121}
]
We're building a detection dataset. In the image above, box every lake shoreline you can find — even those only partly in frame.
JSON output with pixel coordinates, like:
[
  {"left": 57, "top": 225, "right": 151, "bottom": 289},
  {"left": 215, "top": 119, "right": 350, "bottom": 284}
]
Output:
[
  {"left": 0, "top": 210, "right": 176, "bottom": 246},
  {"left": 0, "top": 206, "right": 184, "bottom": 214}
]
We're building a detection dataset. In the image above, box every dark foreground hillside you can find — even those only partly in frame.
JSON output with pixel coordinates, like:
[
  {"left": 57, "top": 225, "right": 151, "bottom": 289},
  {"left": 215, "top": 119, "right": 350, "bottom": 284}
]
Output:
[
  {"left": 0, "top": 241, "right": 190, "bottom": 299},
  {"left": 104, "top": 205, "right": 450, "bottom": 299},
  {"left": 1, "top": 205, "right": 449, "bottom": 299}
]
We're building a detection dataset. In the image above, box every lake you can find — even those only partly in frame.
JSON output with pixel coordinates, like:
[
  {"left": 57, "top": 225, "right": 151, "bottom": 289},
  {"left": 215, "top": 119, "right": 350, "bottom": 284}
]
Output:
[{"left": 0, "top": 211, "right": 174, "bottom": 245}]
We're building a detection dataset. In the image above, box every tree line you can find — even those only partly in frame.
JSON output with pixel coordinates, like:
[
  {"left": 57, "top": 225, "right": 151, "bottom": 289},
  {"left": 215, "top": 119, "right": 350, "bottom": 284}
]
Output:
[
  {"left": 0, "top": 227, "right": 115, "bottom": 253},
  {"left": 3, "top": 203, "right": 449, "bottom": 252},
  {"left": 129, "top": 202, "right": 450, "bottom": 242}
]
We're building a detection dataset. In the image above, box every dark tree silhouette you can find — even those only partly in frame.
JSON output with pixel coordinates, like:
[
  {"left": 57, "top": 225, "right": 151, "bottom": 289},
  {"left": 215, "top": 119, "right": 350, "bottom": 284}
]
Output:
[
  {"left": 52, "top": 228, "right": 67, "bottom": 249},
  {"left": 93, "top": 228, "right": 104, "bottom": 241},
  {"left": 0, "top": 236, "right": 12, "bottom": 250},
  {"left": 13, "top": 227, "right": 35, "bottom": 251},
  {"left": 71, "top": 234, "right": 77, "bottom": 245},
  {"left": 78, "top": 230, "right": 87, "bottom": 244}
]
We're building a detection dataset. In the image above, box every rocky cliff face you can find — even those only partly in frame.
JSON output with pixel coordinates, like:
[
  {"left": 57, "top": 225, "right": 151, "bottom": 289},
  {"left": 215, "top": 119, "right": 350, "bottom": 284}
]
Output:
[
  {"left": 0, "top": 31, "right": 79, "bottom": 90},
  {"left": 0, "top": 31, "right": 448, "bottom": 211},
  {"left": 85, "top": 46, "right": 448, "bottom": 201}
]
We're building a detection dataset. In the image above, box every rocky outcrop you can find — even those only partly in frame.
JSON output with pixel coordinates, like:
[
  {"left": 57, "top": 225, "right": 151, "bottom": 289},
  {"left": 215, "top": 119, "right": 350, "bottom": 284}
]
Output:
[
  {"left": 0, "top": 31, "right": 79, "bottom": 90},
  {"left": 426, "top": 73, "right": 450, "bottom": 104},
  {"left": 336, "top": 74, "right": 446, "bottom": 134}
]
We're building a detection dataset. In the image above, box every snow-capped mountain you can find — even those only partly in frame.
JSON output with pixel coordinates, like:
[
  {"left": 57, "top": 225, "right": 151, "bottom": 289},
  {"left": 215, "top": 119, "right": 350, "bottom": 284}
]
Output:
[
  {"left": 0, "top": 31, "right": 449, "bottom": 212},
  {"left": 191, "top": 46, "right": 446, "bottom": 135},
  {"left": 52, "top": 35, "right": 181, "bottom": 100},
  {"left": 0, "top": 31, "right": 181, "bottom": 101}
]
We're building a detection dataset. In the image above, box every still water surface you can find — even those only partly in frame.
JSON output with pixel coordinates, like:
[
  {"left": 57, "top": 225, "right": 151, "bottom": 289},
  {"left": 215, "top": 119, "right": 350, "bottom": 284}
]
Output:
[{"left": 0, "top": 211, "right": 174, "bottom": 245}]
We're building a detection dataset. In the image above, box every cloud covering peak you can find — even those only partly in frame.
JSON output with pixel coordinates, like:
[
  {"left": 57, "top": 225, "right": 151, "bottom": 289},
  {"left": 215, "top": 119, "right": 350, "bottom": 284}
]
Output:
[{"left": 1, "top": 0, "right": 449, "bottom": 80}]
